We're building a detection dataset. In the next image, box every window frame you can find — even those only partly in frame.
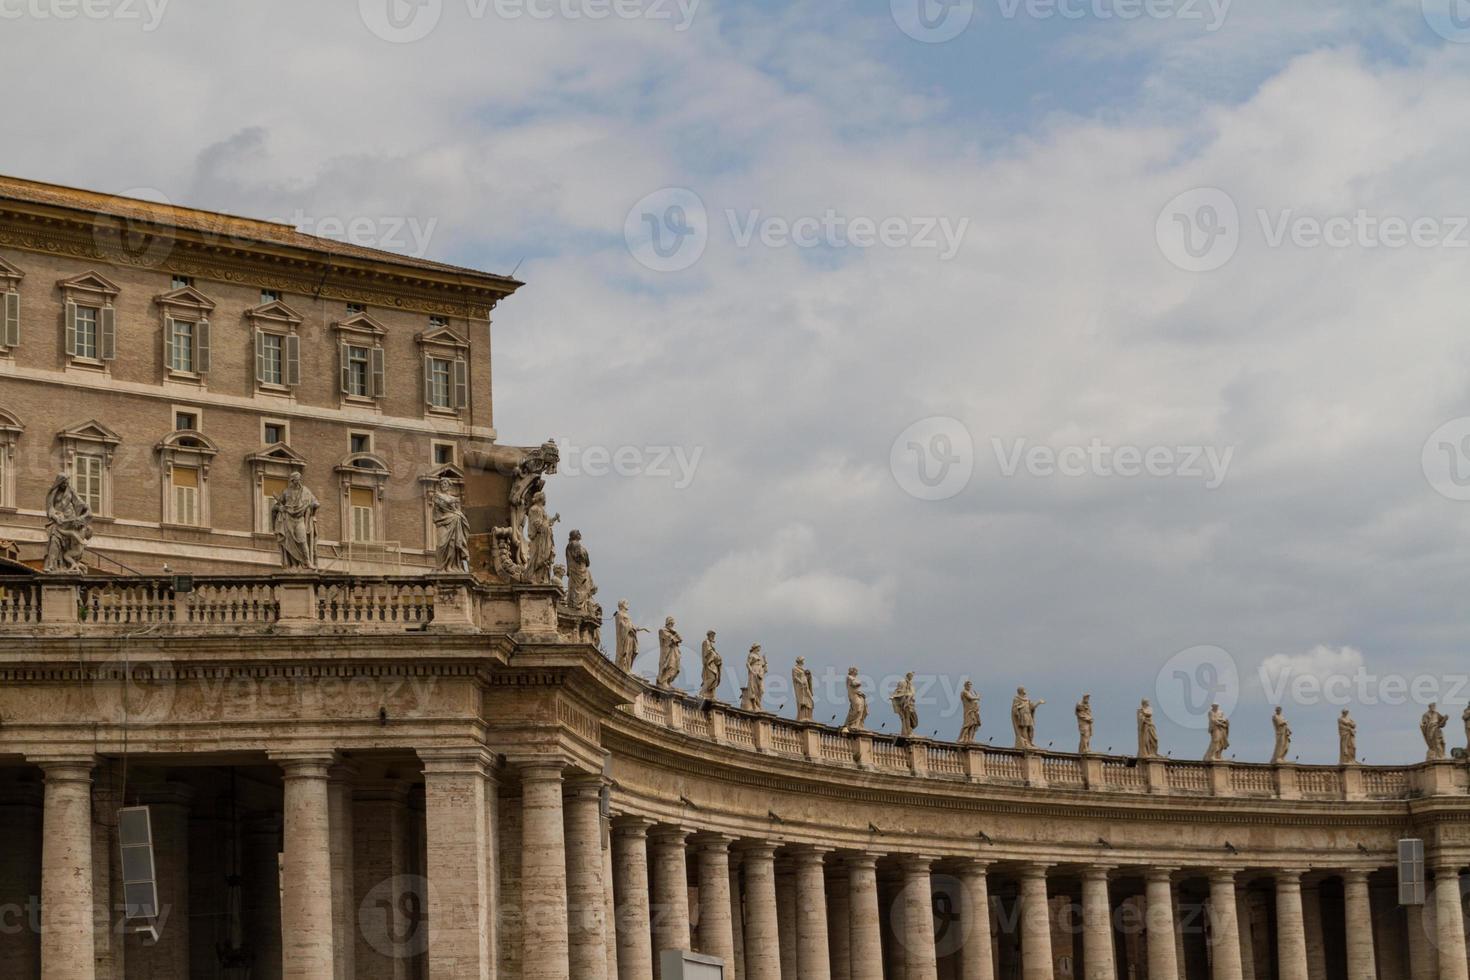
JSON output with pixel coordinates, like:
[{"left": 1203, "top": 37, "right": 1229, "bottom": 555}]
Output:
[
  {"left": 0, "top": 256, "right": 24, "bottom": 354},
  {"left": 334, "top": 312, "right": 387, "bottom": 407},
  {"left": 58, "top": 272, "right": 120, "bottom": 371},
  {"left": 0, "top": 408, "right": 22, "bottom": 510},
  {"left": 248, "top": 299, "right": 303, "bottom": 396},
  {"left": 155, "top": 284, "right": 215, "bottom": 384},
  {"left": 155, "top": 429, "right": 218, "bottom": 529},
  {"left": 57, "top": 419, "right": 122, "bottom": 519},
  {"left": 416, "top": 324, "right": 470, "bottom": 417}
]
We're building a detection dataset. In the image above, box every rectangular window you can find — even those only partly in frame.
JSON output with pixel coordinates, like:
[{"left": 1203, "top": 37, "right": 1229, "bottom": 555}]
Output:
[
  {"left": 175, "top": 412, "right": 197, "bottom": 432},
  {"left": 429, "top": 315, "right": 448, "bottom": 328},
  {"left": 434, "top": 444, "right": 454, "bottom": 466},
  {"left": 428, "top": 357, "right": 452, "bottom": 408},
  {"left": 347, "top": 345, "right": 370, "bottom": 396},
  {"left": 171, "top": 275, "right": 192, "bottom": 289},
  {"left": 74, "top": 307, "right": 98, "bottom": 359},
  {"left": 350, "top": 433, "right": 370, "bottom": 455},
  {"left": 264, "top": 423, "right": 285, "bottom": 445},
  {"left": 346, "top": 303, "right": 365, "bottom": 314},
  {"left": 261, "top": 289, "right": 280, "bottom": 304},
  {"left": 260, "top": 333, "right": 283, "bottom": 385},
  {"left": 171, "top": 466, "right": 199, "bottom": 526},
  {"left": 170, "top": 319, "right": 194, "bottom": 372},
  {"left": 74, "top": 453, "right": 103, "bottom": 513},
  {"left": 350, "top": 486, "right": 375, "bottom": 542}
]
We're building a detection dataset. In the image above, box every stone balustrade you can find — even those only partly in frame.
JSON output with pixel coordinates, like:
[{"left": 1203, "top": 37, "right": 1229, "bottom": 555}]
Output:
[
  {"left": 0, "top": 572, "right": 492, "bottom": 633},
  {"left": 626, "top": 685, "right": 1461, "bottom": 802}
]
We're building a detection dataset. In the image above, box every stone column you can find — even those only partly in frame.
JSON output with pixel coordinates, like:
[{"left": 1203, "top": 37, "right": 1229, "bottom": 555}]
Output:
[
  {"left": 901, "top": 856, "right": 939, "bottom": 980},
  {"left": 826, "top": 865, "right": 850, "bottom": 980},
  {"left": 1275, "top": 871, "right": 1310, "bottom": 980},
  {"left": 846, "top": 854, "right": 883, "bottom": 980},
  {"left": 565, "top": 778, "right": 609, "bottom": 980},
  {"left": 277, "top": 755, "right": 338, "bottom": 979},
  {"left": 520, "top": 763, "right": 570, "bottom": 980},
  {"left": 1019, "top": 863, "right": 1055, "bottom": 980},
  {"left": 1236, "top": 890, "right": 1257, "bottom": 980},
  {"left": 422, "top": 750, "right": 493, "bottom": 980},
  {"left": 1302, "top": 881, "right": 1327, "bottom": 980},
  {"left": 958, "top": 860, "right": 998, "bottom": 980},
  {"left": 741, "top": 843, "right": 783, "bottom": 980},
  {"left": 1342, "top": 870, "right": 1377, "bottom": 980},
  {"left": 327, "top": 764, "right": 357, "bottom": 980},
  {"left": 39, "top": 759, "right": 96, "bottom": 980},
  {"left": 1145, "top": 869, "right": 1180, "bottom": 980},
  {"left": 793, "top": 847, "right": 832, "bottom": 980},
  {"left": 1434, "top": 865, "right": 1469, "bottom": 980},
  {"left": 1207, "top": 870, "right": 1244, "bottom": 980},
  {"left": 695, "top": 836, "right": 736, "bottom": 967},
  {"left": 1080, "top": 866, "right": 1115, "bottom": 980},
  {"left": 612, "top": 818, "right": 654, "bottom": 980},
  {"left": 650, "top": 826, "right": 692, "bottom": 975}
]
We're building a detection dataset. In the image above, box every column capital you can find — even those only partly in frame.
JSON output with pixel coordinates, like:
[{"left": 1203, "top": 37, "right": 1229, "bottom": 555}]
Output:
[
  {"left": 897, "top": 854, "right": 937, "bottom": 874},
  {"left": 691, "top": 833, "right": 734, "bottom": 853},
  {"left": 270, "top": 752, "right": 337, "bottom": 779},
  {"left": 1143, "top": 866, "right": 1179, "bottom": 883},
  {"left": 1432, "top": 862, "right": 1465, "bottom": 877},
  {"left": 1341, "top": 868, "right": 1373, "bottom": 884},
  {"left": 515, "top": 759, "right": 567, "bottom": 782},
  {"left": 789, "top": 845, "right": 833, "bottom": 867},
  {"left": 844, "top": 851, "right": 881, "bottom": 871},
  {"left": 735, "top": 840, "right": 781, "bottom": 862},
  {"left": 649, "top": 825, "right": 693, "bottom": 847},
  {"left": 953, "top": 858, "right": 996, "bottom": 875},
  {"left": 1275, "top": 868, "right": 1308, "bottom": 886},
  {"left": 1207, "top": 868, "right": 1240, "bottom": 884},
  {"left": 562, "top": 775, "right": 606, "bottom": 802},
  {"left": 418, "top": 747, "right": 495, "bottom": 775},
  {"left": 612, "top": 815, "right": 654, "bottom": 839},
  {"left": 34, "top": 758, "right": 96, "bottom": 782},
  {"left": 1017, "top": 861, "right": 1055, "bottom": 879}
]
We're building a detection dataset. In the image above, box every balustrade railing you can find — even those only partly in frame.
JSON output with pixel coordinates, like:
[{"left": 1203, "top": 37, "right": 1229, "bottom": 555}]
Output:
[{"left": 0, "top": 581, "right": 40, "bottom": 623}]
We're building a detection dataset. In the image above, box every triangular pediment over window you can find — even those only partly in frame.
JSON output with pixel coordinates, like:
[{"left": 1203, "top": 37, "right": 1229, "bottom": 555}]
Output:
[
  {"left": 247, "top": 442, "right": 308, "bottom": 466},
  {"left": 56, "top": 271, "right": 121, "bottom": 299},
  {"left": 58, "top": 419, "right": 121, "bottom": 446},
  {"left": 0, "top": 256, "right": 23, "bottom": 287},
  {"left": 334, "top": 311, "right": 388, "bottom": 337},
  {"left": 247, "top": 300, "right": 304, "bottom": 328},
  {"left": 415, "top": 326, "right": 469, "bottom": 350},
  {"left": 154, "top": 285, "right": 217, "bottom": 314}
]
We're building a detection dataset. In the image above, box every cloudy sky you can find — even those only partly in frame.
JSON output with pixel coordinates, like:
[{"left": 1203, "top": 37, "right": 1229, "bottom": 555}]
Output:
[{"left": 7, "top": 0, "right": 1470, "bottom": 762}]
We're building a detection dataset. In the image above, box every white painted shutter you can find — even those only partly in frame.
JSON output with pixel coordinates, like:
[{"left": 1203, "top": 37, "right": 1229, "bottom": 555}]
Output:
[
  {"left": 453, "top": 358, "right": 468, "bottom": 410},
  {"left": 285, "top": 334, "right": 300, "bottom": 386},
  {"left": 370, "top": 346, "right": 385, "bottom": 398},
  {"left": 64, "top": 300, "right": 78, "bottom": 356},
  {"left": 99, "top": 305, "right": 116, "bottom": 360},
  {"left": 3, "top": 291, "right": 18, "bottom": 348},
  {"left": 196, "top": 318, "right": 210, "bottom": 373}
]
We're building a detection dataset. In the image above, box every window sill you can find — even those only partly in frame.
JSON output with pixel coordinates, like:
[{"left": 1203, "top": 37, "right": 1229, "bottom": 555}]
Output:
[
  {"left": 341, "top": 395, "right": 381, "bottom": 411},
  {"left": 425, "top": 406, "right": 462, "bottom": 419},
  {"left": 255, "top": 383, "right": 295, "bottom": 398},
  {"left": 164, "top": 371, "right": 205, "bottom": 387},
  {"left": 66, "top": 358, "right": 108, "bottom": 373},
  {"left": 160, "top": 522, "right": 211, "bottom": 533}
]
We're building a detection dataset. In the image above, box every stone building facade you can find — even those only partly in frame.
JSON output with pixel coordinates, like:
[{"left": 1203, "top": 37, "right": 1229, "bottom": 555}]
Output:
[{"left": 0, "top": 181, "right": 1466, "bottom": 980}]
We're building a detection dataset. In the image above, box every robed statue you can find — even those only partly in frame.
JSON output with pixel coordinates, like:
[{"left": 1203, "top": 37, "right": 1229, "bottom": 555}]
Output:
[
  {"left": 698, "top": 631, "right": 722, "bottom": 700},
  {"left": 959, "top": 681, "right": 982, "bottom": 744},
  {"left": 1075, "top": 694, "right": 1093, "bottom": 754},
  {"left": 614, "top": 600, "right": 650, "bottom": 672},
  {"left": 1011, "top": 688, "right": 1044, "bottom": 750},
  {"left": 430, "top": 477, "right": 470, "bottom": 572},
  {"left": 565, "top": 530, "right": 593, "bottom": 614},
  {"left": 1422, "top": 704, "right": 1449, "bottom": 762},
  {"left": 1270, "top": 707, "right": 1292, "bottom": 764},
  {"left": 656, "top": 617, "right": 683, "bottom": 690},
  {"left": 1137, "top": 699, "right": 1159, "bottom": 758},
  {"left": 742, "top": 645, "right": 767, "bottom": 712},
  {"left": 844, "top": 668, "right": 868, "bottom": 730},
  {"left": 890, "top": 672, "right": 919, "bottom": 737},
  {"left": 1339, "top": 709, "right": 1357, "bottom": 765},
  {"left": 526, "top": 491, "right": 559, "bottom": 583},
  {"left": 1204, "top": 703, "right": 1230, "bottom": 762},
  {"left": 43, "top": 472, "right": 92, "bottom": 573},
  {"left": 271, "top": 473, "right": 319, "bottom": 570},
  {"left": 793, "top": 657, "right": 815, "bottom": 722}
]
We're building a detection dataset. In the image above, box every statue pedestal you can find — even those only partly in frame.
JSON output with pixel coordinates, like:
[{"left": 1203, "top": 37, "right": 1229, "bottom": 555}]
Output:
[
  {"left": 1416, "top": 759, "right": 1463, "bottom": 797},
  {"left": 1274, "top": 763, "right": 1300, "bottom": 800},
  {"left": 276, "top": 577, "right": 317, "bottom": 628},
  {"left": 1341, "top": 764, "right": 1364, "bottom": 801},
  {"left": 1209, "top": 761, "right": 1231, "bottom": 796},
  {"left": 40, "top": 580, "right": 80, "bottom": 625}
]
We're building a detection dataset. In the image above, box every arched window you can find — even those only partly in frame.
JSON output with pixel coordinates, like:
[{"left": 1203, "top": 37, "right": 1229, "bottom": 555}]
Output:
[
  {"left": 155, "top": 429, "right": 219, "bottom": 528},
  {"left": 0, "top": 408, "right": 22, "bottom": 509}
]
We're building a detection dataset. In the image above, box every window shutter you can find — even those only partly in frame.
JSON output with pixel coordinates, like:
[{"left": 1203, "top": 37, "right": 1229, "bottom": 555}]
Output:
[
  {"left": 339, "top": 342, "right": 351, "bottom": 394},
  {"left": 196, "top": 318, "right": 210, "bottom": 373},
  {"left": 370, "top": 346, "right": 385, "bottom": 398},
  {"left": 3, "top": 291, "right": 18, "bottom": 348},
  {"left": 423, "top": 356, "right": 434, "bottom": 407},
  {"left": 453, "top": 358, "right": 468, "bottom": 410},
  {"left": 65, "top": 300, "right": 78, "bottom": 357},
  {"left": 164, "top": 317, "right": 176, "bottom": 370},
  {"left": 254, "top": 329, "right": 265, "bottom": 383},
  {"left": 285, "top": 334, "right": 300, "bottom": 386},
  {"left": 100, "top": 305, "right": 116, "bottom": 360}
]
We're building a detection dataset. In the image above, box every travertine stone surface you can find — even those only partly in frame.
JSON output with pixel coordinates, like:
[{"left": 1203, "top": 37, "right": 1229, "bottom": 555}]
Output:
[
  {"left": 1342, "top": 870, "right": 1377, "bottom": 980},
  {"left": 650, "top": 826, "right": 691, "bottom": 977},
  {"left": 792, "top": 847, "right": 832, "bottom": 980},
  {"left": 1019, "top": 863, "right": 1055, "bottom": 980},
  {"left": 612, "top": 819, "right": 654, "bottom": 980},
  {"left": 695, "top": 837, "right": 736, "bottom": 968},
  {"left": 423, "top": 751, "right": 493, "bottom": 980},
  {"left": 276, "top": 755, "right": 337, "bottom": 980},
  {"left": 1207, "top": 871, "right": 1244, "bottom": 980},
  {"left": 959, "top": 860, "right": 998, "bottom": 980},
  {"left": 519, "top": 763, "right": 570, "bottom": 980},
  {"left": 1275, "top": 872, "right": 1310, "bottom": 980},
  {"left": 1434, "top": 867, "right": 1469, "bottom": 980},
  {"left": 902, "top": 857, "right": 939, "bottom": 980},
  {"left": 740, "top": 843, "right": 782, "bottom": 980},
  {"left": 1145, "top": 869, "right": 1179, "bottom": 980},
  {"left": 563, "top": 778, "right": 608, "bottom": 980},
  {"left": 1080, "top": 866, "right": 1114, "bottom": 980},
  {"left": 39, "top": 760, "right": 96, "bottom": 980}
]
